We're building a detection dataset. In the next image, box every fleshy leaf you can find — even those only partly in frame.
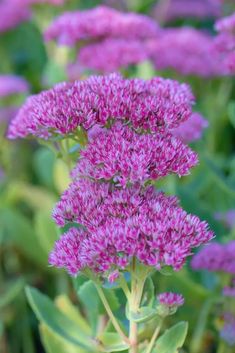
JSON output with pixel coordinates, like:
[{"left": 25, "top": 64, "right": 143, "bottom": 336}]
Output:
[
  {"left": 152, "top": 321, "right": 188, "bottom": 353},
  {"left": 128, "top": 306, "right": 157, "bottom": 323},
  {"left": 98, "top": 333, "right": 129, "bottom": 352},
  {"left": 25, "top": 286, "right": 96, "bottom": 350}
]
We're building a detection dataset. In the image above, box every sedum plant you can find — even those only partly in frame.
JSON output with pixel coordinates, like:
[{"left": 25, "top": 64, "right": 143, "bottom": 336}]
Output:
[{"left": 8, "top": 73, "right": 214, "bottom": 353}]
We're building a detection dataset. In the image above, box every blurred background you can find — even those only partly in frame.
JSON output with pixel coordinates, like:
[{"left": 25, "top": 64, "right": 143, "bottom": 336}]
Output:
[{"left": 0, "top": 1, "right": 235, "bottom": 352}]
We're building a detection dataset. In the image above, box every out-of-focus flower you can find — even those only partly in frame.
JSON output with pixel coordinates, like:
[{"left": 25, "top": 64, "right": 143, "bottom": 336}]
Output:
[
  {"left": 214, "top": 12, "right": 235, "bottom": 73},
  {"left": 148, "top": 27, "right": 226, "bottom": 77},
  {"left": 50, "top": 180, "right": 213, "bottom": 276},
  {"left": 44, "top": 5, "right": 159, "bottom": 46},
  {"left": 78, "top": 39, "right": 148, "bottom": 73},
  {"left": 7, "top": 73, "right": 194, "bottom": 139},
  {"left": 72, "top": 123, "right": 198, "bottom": 186},
  {"left": 214, "top": 209, "right": 235, "bottom": 229},
  {"left": 191, "top": 241, "right": 235, "bottom": 274},
  {"left": 0, "top": 1, "right": 31, "bottom": 33},
  {"left": 10, "top": 0, "right": 64, "bottom": 5},
  {"left": 154, "top": 0, "right": 221, "bottom": 22},
  {"left": 0, "top": 75, "right": 29, "bottom": 97},
  {"left": 171, "top": 113, "right": 208, "bottom": 143},
  {"left": 220, "top": 314, "right": 235, "bottom": 346}
]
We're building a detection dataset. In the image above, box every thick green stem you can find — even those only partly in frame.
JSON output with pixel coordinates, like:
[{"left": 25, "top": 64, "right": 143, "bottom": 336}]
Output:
[
  {"left": 145, "top": 320, "right": 163, "bottom": 353},
  {"left": 128, "top": 259, "right": 150, "bottom": 353},
  {"left": 94, "top": 283, "right": 129, "bottom": 344}
]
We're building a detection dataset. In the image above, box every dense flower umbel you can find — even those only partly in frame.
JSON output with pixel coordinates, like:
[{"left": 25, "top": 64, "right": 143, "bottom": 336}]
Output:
[
  {"left": 44, "top": 6, "right": 159, "bottom": 46},
  {"left": 78, "top": 39, "right": 148, "bottom": 73},
  {"left": 72, "top": 123, "right": 198, "bottom": 186},
  {"left": 157, "top": 292, "right": 184, "bottom": 308},
  {"left": 148, "top": 27, "right": 226, "bottom": 77},
  {"left": 171, "top": 113, "right": 208, "bottom": 143},
  {"left": 8, "top": 73, "right": 194, "bottom": 139},
  {"left": 0, "top": 75, "right": 29, "bottom": 97},
  {"left": 50, "top": 179, "right": 213, "bottom": 276},
  {"left": 191, "top": 241, "right": 235, "bottom": 274}
]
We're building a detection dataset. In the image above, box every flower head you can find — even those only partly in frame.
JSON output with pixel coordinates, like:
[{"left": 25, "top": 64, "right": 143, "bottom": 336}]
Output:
[
  {"left": 78, "top": 38, "right": 148, "bottom": 73},
  {"left": 191, "top": 241, "right": 235, "bottom": 274},
  {"left": 8, "top": 73, "right": 194, "bottom": 139},
  {"left": 72, "top": 123, "right": 198, "bottom": 186},
  {"left": 157, "top": 292, "right": 184, "bottom": 307},
  {"left": 50, "top": 179, "right": 213, "bottom": 276},
  {"left": 148, "top": 27, "right": 226, "bottom": 77},
  {"left": 0, "top": 1, "right": 31, "bottom": 32},
  {"left": 44, "top": 6, "right": 159, "bottom": 46}
]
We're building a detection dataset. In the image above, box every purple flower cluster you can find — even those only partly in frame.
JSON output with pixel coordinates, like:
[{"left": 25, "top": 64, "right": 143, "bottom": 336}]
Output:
[
  {"left": 44, "top": 6, "right": 159, "bottom": 74},
  {"left": 148, "top": 27, "right": 226, "bottom": 77},
  {"left": 0, "top": 75, "right": 29, "bottom": 97},
  {"left": 171, "top": 113, "right": 208, "bottom": 143},
  {"left": 44, "top": 6, "right": 159, "bottom": 46},
  {"left": 50, "top": 179, "right": 213, "bottom": 275},
  {"left": 14, "top": 73, "right": 212, "bottom": 279},
  {"left": 8, "top": 73, "right": 194, "bottom": 139},
  {"left": 214, "top": 12, "right": 235, "bottom": 73},
  {"left": 0, "top": 0, "right": 64, "bottom": 32},
  {"left": 0, "top": 1, "right": 31, "bottom": 33},
  {"left": 157, "top": 292, "right": 184, "bottom": 308},
  {"left": 154, "top": 0, "right": 221, "bottom": 22},
  {"left": 191, "top": 241, "right": 235, "bottom": 274},
  {"left": 214, "top": 209, "right": 235, "bottom": 229},
  {"left": 72, "top": 123, "right": 198, "bottom": 186},
  {"left": 78, "top": 39, "right": 148, "bottom": 73},
  {"left": 223, "top": 282, "right": 235, "bottom": 298}
]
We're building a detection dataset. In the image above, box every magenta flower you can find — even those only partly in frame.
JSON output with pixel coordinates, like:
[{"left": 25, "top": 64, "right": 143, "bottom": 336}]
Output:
[
  {"left": 7, "top": 73, "right": 194, "bottom": 139},
  {"left": 78, "top": 39, "right": 149, "bottom": 73},
  {"left": 44, "top": 6, "right": 159, "bottom": 46},
  {"left": 191, "top": 241, "right": 235, "bottom": 274},
  {"left": 50, "top": 179, "right": 213, "bottom": 276},
  {"left": 148, "top": 27, "right": 226, "bottom": 77},
  {"left": 223, "top": 285, "right": 235, "bottom": 298},
  {"left": 0, "top": 75, "right": 29, "bottom": 97},
  {"left": 72, "top": 123, "right": 198, "bottom": 186},
  {"left": 171, "top": 113, "right": 208, "bottom": 143},
  {"left": 214, "top": 12, "right": 235, "bottom": 73},
  {"left": 0, "top": 1, "right": 31, "bottom": 33},
  {"left": 157, "top": 292, "right": 184, "bottom": 308}
]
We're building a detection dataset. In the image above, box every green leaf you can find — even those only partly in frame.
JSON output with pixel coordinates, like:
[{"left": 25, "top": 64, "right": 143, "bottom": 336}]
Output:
[
  {"left": 34, "top": 209, "right": 59, "bottom": 256},
  {"left": 39, "top": 324, "right": 85, "bottom": 353},
  {"left": 228, "top": 101, "right": 235, "bottom": 129},
  {"left": 1, "top": 209, "right": 47, "bottom": 266},
  {"left": 0, "top": 279, "right": 24, "bottom": 308},
  {"left": 55, "top": 295, "right": 91, "bottom": 335},
  {"left": 53, "top": 159, "right": 71, "bottom": 193},
  {"left": 98, "top": 333, "right": 129, "bottom": 352},
  {"left": 128, "top": 306, "right": 157, "bottom": 323},
  {"left": 203, "top": 156, "right": 235, "bottom": 197},
  {"left": 33, "top": 148, "right": 55, "bottom": 189},
  {"left": 141, "top": 277, "right": 155, "bottom": 307},
  {"left": 25, "top": 286, "right": 95, "bottom": 351},
  {"left": 152, "top": 322, "right": 188, "bottom": 353},
  {"left": 77, "top": 280, "right": 120, "bottom": 332}
]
